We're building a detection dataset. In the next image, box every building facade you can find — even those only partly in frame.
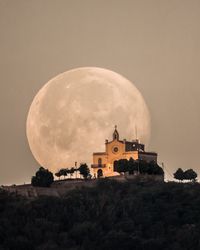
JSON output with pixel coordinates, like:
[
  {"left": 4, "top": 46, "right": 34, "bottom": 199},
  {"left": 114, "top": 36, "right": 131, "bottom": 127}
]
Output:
[{"left": 91, "top": 126, "right": 157, "bottom": 177}]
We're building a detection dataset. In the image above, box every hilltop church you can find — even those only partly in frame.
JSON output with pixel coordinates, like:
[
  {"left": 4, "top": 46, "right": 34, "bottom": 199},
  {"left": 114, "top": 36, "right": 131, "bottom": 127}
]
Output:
[{"left": 91, "top": 126, "right": 157, "bottom": 177}]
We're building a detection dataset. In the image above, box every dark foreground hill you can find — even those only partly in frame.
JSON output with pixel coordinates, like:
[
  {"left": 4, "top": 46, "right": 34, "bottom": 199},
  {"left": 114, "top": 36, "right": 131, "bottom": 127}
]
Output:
[{"left": 1, "top": 179, "right": 200, "bottom": 250}]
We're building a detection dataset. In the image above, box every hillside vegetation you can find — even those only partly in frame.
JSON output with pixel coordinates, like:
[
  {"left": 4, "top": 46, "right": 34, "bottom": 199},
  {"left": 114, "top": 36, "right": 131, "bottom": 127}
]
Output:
[{"left": 1, "top": 179, "right": 200, "bottom": 250}]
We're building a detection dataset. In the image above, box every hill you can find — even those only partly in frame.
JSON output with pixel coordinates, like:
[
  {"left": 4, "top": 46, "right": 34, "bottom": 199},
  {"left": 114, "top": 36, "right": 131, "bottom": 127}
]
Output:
[
  {"left": 2, "top": 174, "right": 164, "bottom": 198},
  {"left": 1, "top": 179, "right": 200, "bottom": 250}
]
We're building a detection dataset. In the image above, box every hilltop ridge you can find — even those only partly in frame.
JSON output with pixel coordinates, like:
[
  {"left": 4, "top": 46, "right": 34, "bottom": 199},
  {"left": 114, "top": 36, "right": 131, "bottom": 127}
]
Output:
[
  {"left": 1, "top": 179, "right": 200, "bottom": 250},
  {"left": 2, "top": 174, "right": 163, "bottom": 198}
]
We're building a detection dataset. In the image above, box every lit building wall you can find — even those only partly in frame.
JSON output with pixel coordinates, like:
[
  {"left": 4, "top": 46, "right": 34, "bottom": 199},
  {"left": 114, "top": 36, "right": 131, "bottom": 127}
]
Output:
[{"left": 91, "top": 126, "right": 157, "bottom": 177}]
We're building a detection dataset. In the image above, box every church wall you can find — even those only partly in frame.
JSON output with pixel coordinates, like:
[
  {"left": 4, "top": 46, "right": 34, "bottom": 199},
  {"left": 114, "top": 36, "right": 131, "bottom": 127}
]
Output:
[
  {"left": 92, "top": 139, "right": 139, "bottom": 177},
  {"left": 93, "top": 154, "right": 107, "bottom": 165},
  {"left": 92, "top": 153, "right": 109, "bottom": 177},
  {"left": 106, "top": 139, "right": 125, "bottom": 165}
]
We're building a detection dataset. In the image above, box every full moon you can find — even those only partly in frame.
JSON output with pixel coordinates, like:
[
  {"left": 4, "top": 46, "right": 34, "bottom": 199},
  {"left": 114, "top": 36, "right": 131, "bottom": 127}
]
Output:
[{"left": 26, "top": 67, "right": 150, "bottom": 172}]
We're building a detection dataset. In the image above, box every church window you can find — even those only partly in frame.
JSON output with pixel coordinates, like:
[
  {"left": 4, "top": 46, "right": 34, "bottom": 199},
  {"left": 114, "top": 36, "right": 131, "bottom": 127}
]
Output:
[
  {"left": 113, "top": 147, "right": 119, "bottom": 153},
  {"left": 98, "top": 158, "right": 102, "bottom": 165}
]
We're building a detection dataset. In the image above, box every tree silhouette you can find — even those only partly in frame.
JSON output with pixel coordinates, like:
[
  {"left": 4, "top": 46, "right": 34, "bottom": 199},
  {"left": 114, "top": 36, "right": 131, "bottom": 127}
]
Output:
[
  {"left": 128, "top": 157, "right": 137, "bottom": 174},
  {"left": 31, "top": 167, "right": 54, "bottom": 187},
  {"left": 138, "top": 160, "right": 149, "bottom": 174},
  {"left": 68, "top": 168, "right": 75, "bottom": 179},
  {"left": 184, "top": 169, "right": 197, "bottom": 182},
  {"left": 150, "top": 161, "right": 164, "bottom": 175},
  {"left": 174, "top": 168, "right": 184, "bottom": 182},
  {"left": 55, "top": 171, "right": 62, "bottom": 180},
  {"left": 59, "top": 169, "right": 68, "bottom": 179},
  {"left": 114, "top": 159, "right": 163, "bottom": 176},
  {"left": 174, "top": 168, "right": 198, "bottom": 182},
  {"left": 114, "top": 159, "right": 129, "bottom": 174},
  {"left": 79, "top": 164, "right": 90, "bottom": 179}
]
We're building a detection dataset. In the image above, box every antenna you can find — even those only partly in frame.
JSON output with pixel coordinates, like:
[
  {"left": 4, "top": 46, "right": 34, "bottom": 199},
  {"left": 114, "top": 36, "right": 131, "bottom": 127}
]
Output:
[{"left": 135, "top": 125, "right": 138, "bottom": 140}]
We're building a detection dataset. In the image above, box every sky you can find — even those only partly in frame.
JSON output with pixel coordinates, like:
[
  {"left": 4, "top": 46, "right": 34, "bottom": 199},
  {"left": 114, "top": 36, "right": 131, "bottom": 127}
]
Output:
[{"left": 0, "top": 0, "right": 200, "bottom": 185}]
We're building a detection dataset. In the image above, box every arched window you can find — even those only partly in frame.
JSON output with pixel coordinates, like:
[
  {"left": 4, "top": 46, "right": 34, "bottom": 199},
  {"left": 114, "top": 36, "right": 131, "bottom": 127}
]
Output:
[
  {"left": 98, "top": 158, "right": 102, "bottom": 165},
  {"left": 97, "top": 169, "right": 103, "bottom": 178}
]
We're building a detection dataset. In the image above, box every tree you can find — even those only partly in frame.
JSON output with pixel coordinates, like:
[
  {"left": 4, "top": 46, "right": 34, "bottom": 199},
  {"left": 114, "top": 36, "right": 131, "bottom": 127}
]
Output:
[
  {"left": 174, "top": 168, "right": 184, "bottom": 182},
  {"left": 138, "top": 160, "right": 149, "bottom": 174},
  {"left": 59, "top": 169, "right": 68, "bottom": 179},
  {"left": 79, "top": 164, "right": 90, "bottom": 179},
  {"left": 68, "top": 168, "right": 75, "bottom": 179},
  {"left": 31, "top": 167, "right": 54, "bottom": 187},
  {"left": 184, "top": 169, "right": 197, "bottom": 182},
  {"left": 114, "top": 159, "right": 163, "bottom": 176},
  {"left": 56, "top": 167, "right": 76, "bottom": 180},
  {"left": 150, "top": 161, "right": 164, "bottom": 175},
  {"left": 114, "top": 159, "right": 129, "bottom": 174},
  {"left": 128, "top": 157, "right": 137, "bottom": 174},
  {"left": 55, "top": 171, "right": 62, "bottom": 180}
]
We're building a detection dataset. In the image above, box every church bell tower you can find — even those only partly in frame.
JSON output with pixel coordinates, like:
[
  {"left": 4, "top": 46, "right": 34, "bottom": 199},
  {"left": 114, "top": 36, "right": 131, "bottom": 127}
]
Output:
[{"left": 113, "top": 125, "right": 119, "bottom": 141}]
